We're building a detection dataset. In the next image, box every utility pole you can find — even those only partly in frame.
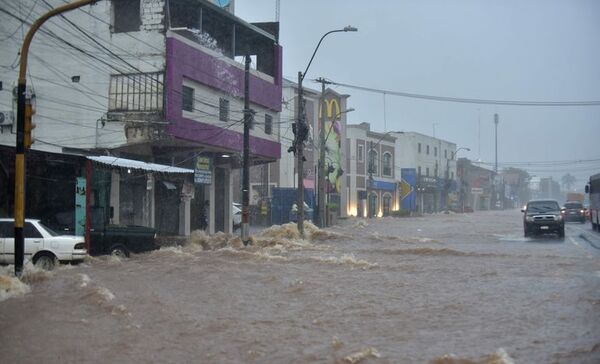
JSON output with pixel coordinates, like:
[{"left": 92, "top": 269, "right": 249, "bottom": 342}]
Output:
[
  {"left": 295, "top": 71, "right": 306, "bottom": 237},
  {"left": 291, "top": 26, "right": 357, "bottom": 237},
  {"left": 367, "top": 140, "right": 374, "bottom": 218},
  {"left": 494, "top": 113, "right": 499, "bottom": 174},
  {"left": 317, "top": 77, "right": 328, "bottom": 228},
  {"left": 13, "top": 0, "right": 96, "bottom": 277},
  {"left": 492, "top": 113, "right": 499, "bottom": 209},
  {"left": 241, "top": 55, "right": 252, "bottom": 245}
]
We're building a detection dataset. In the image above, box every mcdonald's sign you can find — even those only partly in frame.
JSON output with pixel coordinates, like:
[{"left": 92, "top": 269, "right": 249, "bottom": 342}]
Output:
[{"left": 319, "top": 97, "right": 341, "bottom": 121}]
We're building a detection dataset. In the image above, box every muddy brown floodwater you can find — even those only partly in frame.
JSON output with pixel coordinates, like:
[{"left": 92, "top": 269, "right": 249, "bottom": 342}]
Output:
[{"left": 1, "top": 210, "right": 599, "bottom": 363}]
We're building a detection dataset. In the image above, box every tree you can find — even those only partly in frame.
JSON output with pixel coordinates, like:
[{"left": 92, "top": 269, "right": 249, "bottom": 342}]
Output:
[
  {"left": 502, "top": 167, "right": 531, "bottom": 206},
  {"left": 561, "top": 173, "right": 576, "bottom": 192}
]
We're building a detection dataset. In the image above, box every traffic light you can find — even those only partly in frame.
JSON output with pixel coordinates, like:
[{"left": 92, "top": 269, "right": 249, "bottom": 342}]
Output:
[{"left": 24, "top": 102, "right": 35, "bottom": 149}]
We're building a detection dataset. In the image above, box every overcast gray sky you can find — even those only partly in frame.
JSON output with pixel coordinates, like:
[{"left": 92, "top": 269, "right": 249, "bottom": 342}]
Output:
[{"left": 236, "top": 0, "right": 600, "bottom": 184}]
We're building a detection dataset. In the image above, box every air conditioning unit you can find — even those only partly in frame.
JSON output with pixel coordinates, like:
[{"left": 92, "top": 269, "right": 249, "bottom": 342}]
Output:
[{"left": 0, "top": 111, "right": 14, "bottom": 126}]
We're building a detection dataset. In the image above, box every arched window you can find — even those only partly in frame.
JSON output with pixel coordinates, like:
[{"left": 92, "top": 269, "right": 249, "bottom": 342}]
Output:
[
  {"left": 382, "top": 193, "right": 392, "bottom": 216},
  {"left": 369, "top": 192, "right": 378, "bottom": 218},
  {"left": 369, "top": 150, "right": 378, "bottom": 175},
  {"left": 382, "top": 152, "right": 392, "bottom": 177}
]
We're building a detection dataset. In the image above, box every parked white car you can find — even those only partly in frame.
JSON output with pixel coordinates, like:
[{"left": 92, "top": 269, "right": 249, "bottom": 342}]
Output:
[{"left": 0, "top": 218, "right": 87, "bottom": 270}]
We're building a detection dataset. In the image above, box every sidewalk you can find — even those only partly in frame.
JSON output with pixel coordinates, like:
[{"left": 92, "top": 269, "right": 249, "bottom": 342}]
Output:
[{"left": 579, "top": 230, "right": 600, "bottom": 250}]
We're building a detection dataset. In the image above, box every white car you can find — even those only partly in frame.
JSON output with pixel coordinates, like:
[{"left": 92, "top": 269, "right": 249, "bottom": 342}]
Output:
[{"left": 0, "top": 218, "right": 87, "bottom": 270}]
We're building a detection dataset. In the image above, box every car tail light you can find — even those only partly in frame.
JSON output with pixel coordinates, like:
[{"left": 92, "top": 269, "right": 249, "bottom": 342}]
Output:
[{"left": 74, "top": 242, "right": 86, "bottom": 250}]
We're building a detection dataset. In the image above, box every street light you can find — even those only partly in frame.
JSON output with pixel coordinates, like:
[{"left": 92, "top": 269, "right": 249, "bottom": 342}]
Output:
[
  {"left": 456, "top": 147, "right": 471, "bottom": 156},
  {"left": 12, "top": 0, "right": 97, "bottom": 277},
  {"left": 323, "top": 108, "right": 354, "bottom": 144},
  {"left": 293, "top": 26, "right": 358, "bottom": 237}
]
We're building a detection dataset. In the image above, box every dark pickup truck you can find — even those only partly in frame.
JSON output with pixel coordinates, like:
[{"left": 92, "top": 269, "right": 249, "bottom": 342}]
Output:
[
  {"left": 44, "top": 209, "right": 158, "bottom": 257},
  {"left": 89, "top": 224, "right": 157, "bottom": 257}
]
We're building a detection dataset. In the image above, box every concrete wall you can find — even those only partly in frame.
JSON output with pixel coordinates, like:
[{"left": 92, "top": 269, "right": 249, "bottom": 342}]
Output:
[
  {"left": 165, "top": 33, "right": 281, "bottom": 159},
  {"left": 393, "top": 132, "right": 457, "bottom": 181},
  {"left": 0, "top": 0, "right": 166, "bottom": 152}
]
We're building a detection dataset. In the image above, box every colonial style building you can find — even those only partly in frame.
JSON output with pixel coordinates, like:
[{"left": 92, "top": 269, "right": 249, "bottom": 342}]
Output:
[
  {"left": 346, "top": 123, "right": 397, "bottom": 217},
  {"left": 392, "top": 132, "right": 457, "bottom": 213}
]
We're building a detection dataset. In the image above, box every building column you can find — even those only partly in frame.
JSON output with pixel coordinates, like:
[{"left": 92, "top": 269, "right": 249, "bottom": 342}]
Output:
[
  {"left": 179, "top": 178, "right": 193, "bottom": 236},
  {"left": 226, "top": 167, "right": 232, "bottom": 233},
  {"left": 179, "top": 197, "right": 191, "bottom": 236},
  {"left": 110, "top": 170, "right": 120, "bottom": 224},
  {"left": 144, "top": 173, "right": 154, "bottom": 228},
  {"left": 209, "top": 166, "right": 216, "bottom": 234}
]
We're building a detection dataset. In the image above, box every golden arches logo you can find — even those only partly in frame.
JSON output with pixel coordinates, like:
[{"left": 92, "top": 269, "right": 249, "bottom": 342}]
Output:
[{"left": 318, "top": 98, "right": 341, "bottom": 119}]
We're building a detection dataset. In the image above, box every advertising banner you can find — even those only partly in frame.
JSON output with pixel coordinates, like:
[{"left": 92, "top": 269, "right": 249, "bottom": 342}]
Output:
[{"left": 194, "top": 156, "right": 212, "bottom": 184}]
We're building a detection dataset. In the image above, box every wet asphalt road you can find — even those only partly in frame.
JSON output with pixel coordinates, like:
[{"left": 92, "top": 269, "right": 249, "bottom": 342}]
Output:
[{"left": 1, "top": 209, "right": 599, "bottom": 364}]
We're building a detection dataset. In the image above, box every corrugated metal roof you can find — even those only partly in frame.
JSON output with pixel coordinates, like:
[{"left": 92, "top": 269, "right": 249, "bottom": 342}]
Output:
[{"left": 87, "top": 156, "right": 193, "bottom": 174}]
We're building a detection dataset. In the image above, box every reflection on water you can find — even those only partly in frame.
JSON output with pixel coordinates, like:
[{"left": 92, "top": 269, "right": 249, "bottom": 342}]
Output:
[{"left": 1, "top": 210, "right": 599, "bottom": 363}]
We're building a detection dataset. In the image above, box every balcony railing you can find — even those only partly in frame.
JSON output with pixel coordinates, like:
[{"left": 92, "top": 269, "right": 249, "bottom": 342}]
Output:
[{"left": 108, "top": 72, "right": 164, "bottom": 112}]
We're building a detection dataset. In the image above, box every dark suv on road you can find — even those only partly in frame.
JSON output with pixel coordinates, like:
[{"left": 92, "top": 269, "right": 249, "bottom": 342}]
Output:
[
  {"left": 522, "top": 199, "right": 565, "bottom": 238},
  {"left": 562, "top": 201, "right": 586, "bottom": 223}
]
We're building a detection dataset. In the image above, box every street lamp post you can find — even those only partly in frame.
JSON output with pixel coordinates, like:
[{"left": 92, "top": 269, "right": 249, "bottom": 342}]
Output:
[
  {"left": 12, "top": 0, "right": 97, "bottom": 277},
  {"left": 293, "top": 26, "right": 357, "bottom": 237}
]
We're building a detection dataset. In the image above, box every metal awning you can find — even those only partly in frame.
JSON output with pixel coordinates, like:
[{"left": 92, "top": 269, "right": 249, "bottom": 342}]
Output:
[{"left": 87, "top": 156, "right": 193, "bottom": 174}]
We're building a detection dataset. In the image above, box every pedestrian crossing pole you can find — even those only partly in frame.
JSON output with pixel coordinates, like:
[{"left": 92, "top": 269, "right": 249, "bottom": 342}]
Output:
[{"left": 13, "top": 0, "right": 96, "bottom": 276}]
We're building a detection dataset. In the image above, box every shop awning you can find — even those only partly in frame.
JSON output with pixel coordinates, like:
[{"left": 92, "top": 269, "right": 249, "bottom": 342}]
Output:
[{"left": 87, "top": 156, "right": 193, "bottom": 174}]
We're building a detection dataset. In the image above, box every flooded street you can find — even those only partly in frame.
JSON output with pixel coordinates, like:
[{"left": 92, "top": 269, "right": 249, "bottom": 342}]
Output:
[{"left": 2, "top": 210, "right": 600, "bottom": 363}]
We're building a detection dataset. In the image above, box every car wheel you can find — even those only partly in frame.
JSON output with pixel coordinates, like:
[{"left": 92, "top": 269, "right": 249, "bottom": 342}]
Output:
[
  {"left": 110, "top": 245, "right": 130, "bottom": 258},
  {"left": 558, "top": 227, "right": 565, "bottom": 239},
  {"left": 33, "top": 252, "right": 57, "bottom": 270}
]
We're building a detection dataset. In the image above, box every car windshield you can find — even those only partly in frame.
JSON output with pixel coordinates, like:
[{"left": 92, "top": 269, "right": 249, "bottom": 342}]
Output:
[
  {"left": 37, "top": 221, "right": 61, "bottom": 237},
  {"left": 564, "top": 203, "right": 582, "bottom": 209},
  {"left": 527, "top": 201, "right": 559, "bottom": 213}
]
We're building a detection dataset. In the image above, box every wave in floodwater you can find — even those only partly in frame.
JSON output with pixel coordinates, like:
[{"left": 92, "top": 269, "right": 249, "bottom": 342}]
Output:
[
  {"left": 0, "top": 262, "right": 55, "bottom": 302},
  {"left": 0, "top": 274, "right": 30, "bottom": 302},
  {"left": 429, "top": 348, "right": 515, "bottom": 364},
  {"left": 370, "top": 232, "right": 440, "bottom": 244},
  {"left": 144, "top": 222, "right": 378, "bottom": 270},
  {"left": 309, "top": 254, "right": 378, "bottom": 270},
  {"left": 340, "top": 347, "right": 381, "bottom": 363},
  {"left": 367, "top": 247, "right": 493, "bottom": 257},
  {"left": 185, "top": 222, "right": 337, "bottom": 251},
  {"left": 76, "top": 272, "right": 130, "bottom": 316}
]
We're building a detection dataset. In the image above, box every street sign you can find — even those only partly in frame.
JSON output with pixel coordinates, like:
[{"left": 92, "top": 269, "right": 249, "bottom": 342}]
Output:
[
  {"left": 400, "top": 179, "right": 413, "bottom": 200},
  {"left": 194, "top": 156, "right": 212, "bottom": 184}
]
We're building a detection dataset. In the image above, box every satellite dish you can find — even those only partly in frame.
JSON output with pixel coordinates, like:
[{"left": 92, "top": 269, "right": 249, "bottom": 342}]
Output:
[{"left": 215, "top": 0, "right": 230, "bottom": 7}]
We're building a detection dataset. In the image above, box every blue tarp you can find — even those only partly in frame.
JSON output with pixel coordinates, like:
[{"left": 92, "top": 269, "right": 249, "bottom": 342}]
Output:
[{"left": 271, "top": 187, "right": 315, "bottom": 225}]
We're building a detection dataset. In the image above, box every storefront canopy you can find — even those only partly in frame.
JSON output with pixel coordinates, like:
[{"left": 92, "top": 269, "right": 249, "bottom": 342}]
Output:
[{"left": 87, "top": 156, "right": 193, "bottom": 174}]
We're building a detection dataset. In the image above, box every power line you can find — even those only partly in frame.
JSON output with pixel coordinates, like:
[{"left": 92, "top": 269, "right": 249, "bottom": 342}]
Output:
[{"left": 326, "top": 79, "right": 600, "bottom": 106}]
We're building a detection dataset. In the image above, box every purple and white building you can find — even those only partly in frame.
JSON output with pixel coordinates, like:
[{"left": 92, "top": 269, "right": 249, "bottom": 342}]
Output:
[{"left": 0, "top": 0, "right": 282, "bottom": 235}]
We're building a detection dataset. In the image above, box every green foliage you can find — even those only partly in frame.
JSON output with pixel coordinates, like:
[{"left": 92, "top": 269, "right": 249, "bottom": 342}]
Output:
[{"left": 326, "top": 202, "right": 339, "bottom": 212}]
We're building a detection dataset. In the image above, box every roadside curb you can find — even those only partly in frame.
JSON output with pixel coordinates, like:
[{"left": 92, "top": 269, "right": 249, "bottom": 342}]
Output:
[{"left": 579, "top": 233, "right": 600, "bottom": 250}]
